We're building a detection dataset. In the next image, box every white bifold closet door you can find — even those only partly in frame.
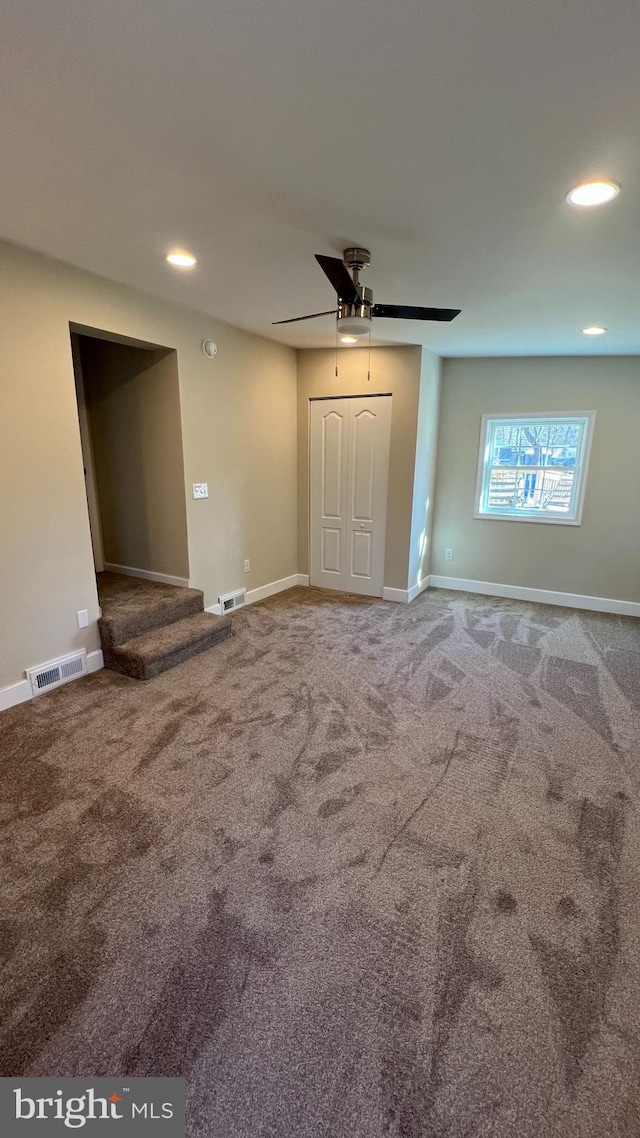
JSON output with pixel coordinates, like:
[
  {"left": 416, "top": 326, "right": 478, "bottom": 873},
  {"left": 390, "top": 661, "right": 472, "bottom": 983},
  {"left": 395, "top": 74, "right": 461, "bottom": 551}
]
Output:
[{"left": 309, "top": 395, "right": 392, "bottom": 597}]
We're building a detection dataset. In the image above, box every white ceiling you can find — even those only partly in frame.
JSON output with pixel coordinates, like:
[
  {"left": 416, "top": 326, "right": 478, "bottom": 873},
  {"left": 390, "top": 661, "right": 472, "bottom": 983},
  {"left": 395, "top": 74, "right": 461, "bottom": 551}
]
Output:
[{"left": 1, "top": 0, "right": 639, "bottom": 355}]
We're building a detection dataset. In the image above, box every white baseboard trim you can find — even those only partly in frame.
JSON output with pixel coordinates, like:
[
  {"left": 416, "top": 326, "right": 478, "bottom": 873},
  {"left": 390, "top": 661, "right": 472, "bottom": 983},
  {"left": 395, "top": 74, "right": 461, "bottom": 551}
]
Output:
[
  {"left": 383, "top": 577, "right": 430, "bottom": 604},
  {"left": 0, "top": 678, "right": 31, "bottom": 712},
  {"left": 206, "top": 573, "right": 303, "bottom": 616},
  {"left": 103, "top": 563, "right": 190, "bottom": 588},
  {"left": 87, "top": 649, "right": 104, "bottom": 673},
  {"left": 382, "top": 586, "right": 409, "bottom": 603},
  {"left": 428, "top": 575, "right": 640, "bottom": 618},
  {"left": 246, "top": 574, "right": 300, "bottom": 606},
  {"left": 1, "top": 647, "right": 104, "bottom": 713},
  {"left": 302, "top": 576, "right": 421, "bottom": 604},
  {"left": 408, "top": 575, "right": 431, "bottom": 603}
]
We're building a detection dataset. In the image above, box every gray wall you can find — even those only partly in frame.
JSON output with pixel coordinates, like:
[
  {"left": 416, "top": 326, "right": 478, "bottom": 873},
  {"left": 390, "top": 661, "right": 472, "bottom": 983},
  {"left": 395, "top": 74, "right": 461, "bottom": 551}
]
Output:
[
  {"left": 81, "top": 337, "right": 190, "bottom": 579},
  {"left": 431, "top": 357, "right": 640, "bottom": 601},
  {"left": 0, "top": 240, "right": 297, "bottom": 690},
  {"left": 297, "top": 346, "right": 422, "bottom": 592}
]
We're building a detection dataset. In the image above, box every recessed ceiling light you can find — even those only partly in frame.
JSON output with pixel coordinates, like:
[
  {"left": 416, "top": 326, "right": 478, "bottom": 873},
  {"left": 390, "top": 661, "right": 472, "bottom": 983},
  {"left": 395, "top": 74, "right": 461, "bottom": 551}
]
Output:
[
  {"left": 566, "top": 180, "right": 620, "bottom": 207},
  {"left": 582, "top": 325, "right": 607, "bottom": 336},
  {"left": 166, "top": 249, "right": 197, "bottom": 268},
  {"left": 340, "top": 335, "right": 358, "bottom": 344}
]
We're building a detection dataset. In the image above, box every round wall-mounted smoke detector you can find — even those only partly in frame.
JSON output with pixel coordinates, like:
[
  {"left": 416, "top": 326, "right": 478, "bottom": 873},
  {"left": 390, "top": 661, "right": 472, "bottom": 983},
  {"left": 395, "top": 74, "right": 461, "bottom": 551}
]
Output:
[{"left": 201, "top": 339, "right": 218, "bottom": 358}]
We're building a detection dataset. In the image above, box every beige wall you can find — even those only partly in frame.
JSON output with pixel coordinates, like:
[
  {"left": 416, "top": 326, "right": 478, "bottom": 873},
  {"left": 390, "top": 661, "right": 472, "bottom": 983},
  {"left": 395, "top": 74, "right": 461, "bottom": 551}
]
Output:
[
  {"left": 81, "top": 337, "right": 189, "bottom": 579},
  {"left": 408, "top": 348, "right": 441, "bottom": 592},
  {"left": 297, "top": 345, "right": 422, "bottom": 592},
  {"left": 431, "top": 356, "right": 640, "bottom": 601},
  {"left": 0, "top": 240, "right": 297, "bottom": 690}
]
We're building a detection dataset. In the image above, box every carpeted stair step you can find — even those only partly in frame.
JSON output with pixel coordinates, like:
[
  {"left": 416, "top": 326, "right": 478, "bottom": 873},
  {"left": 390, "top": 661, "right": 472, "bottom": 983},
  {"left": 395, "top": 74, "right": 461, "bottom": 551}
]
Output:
[
  {"left": 99, "top": 585, "right": 205, "bottom": 649},
  {"left": 103, "top": 611, "right": 233, "bottom": 680}
]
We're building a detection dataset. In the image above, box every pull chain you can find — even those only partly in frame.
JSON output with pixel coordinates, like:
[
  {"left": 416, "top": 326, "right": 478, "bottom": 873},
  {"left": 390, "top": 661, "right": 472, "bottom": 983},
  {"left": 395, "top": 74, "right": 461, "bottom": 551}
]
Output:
[
  {"left": 335, "top": 322, "right": 339, "bottom": 378},
  {"left": 367, "top": 330, "right": 372, "bottom": 382}
]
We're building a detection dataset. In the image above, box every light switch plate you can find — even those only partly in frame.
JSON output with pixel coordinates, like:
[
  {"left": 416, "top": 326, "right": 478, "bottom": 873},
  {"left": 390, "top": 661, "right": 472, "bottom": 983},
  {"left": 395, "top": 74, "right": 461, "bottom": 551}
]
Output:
[
  {"left": 76, "top": 609, "right": 89, "bottom": 629},
  {"left": 193, "top": 483, "right": 208, "bottom": 499}
]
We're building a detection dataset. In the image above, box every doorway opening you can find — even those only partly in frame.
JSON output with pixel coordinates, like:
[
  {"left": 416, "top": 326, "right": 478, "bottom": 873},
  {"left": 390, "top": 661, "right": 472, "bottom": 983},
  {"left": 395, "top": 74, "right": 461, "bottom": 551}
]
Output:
[{"left": 70, "top": 325, "right": 190, "bottom": 601}]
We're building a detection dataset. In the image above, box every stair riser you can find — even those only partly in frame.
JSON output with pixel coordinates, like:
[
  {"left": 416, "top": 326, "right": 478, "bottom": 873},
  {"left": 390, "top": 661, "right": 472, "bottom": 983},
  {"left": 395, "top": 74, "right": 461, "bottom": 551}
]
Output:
[
  {"left": 104, "top": 625, "right": 232, "bottom": 681},
  {"left": 99, "top": 592, "right": 204, "bottom": 648}
]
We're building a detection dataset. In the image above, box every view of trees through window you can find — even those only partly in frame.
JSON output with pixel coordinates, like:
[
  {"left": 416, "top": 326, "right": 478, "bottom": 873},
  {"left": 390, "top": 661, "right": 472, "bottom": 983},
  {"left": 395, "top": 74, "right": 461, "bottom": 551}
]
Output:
[
  {"left": 476, "top": 416, "right": 593, "bottom": 521},
  {"left": 489, "top": 423, "right": 578, "bottom": 512}
]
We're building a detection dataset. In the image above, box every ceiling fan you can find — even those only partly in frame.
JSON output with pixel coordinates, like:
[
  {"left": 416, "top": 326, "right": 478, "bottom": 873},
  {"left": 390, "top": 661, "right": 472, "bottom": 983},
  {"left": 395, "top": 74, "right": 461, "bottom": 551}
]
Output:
[{"left": 273, "top": 247, "right": 460, "bottom": 337}]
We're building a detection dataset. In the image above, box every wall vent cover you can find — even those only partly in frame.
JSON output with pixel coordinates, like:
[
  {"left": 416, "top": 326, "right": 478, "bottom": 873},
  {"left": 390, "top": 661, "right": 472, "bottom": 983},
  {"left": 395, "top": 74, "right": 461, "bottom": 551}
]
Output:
[
  {"left": 27, "top": 650, "right": 88, "bottom": 696},
  {"left": 219, "top": 588, "right": 246, "bottom": 615}
]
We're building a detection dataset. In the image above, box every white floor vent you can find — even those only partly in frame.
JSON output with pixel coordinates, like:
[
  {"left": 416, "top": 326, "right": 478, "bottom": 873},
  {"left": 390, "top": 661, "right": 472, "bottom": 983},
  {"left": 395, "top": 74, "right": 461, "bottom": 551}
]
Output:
[
  {"left": 26, "top": 650, "right": 88, "bottom": 696},
  {"left": 219, "top": 588, "right": 246, "bottom": 615}
]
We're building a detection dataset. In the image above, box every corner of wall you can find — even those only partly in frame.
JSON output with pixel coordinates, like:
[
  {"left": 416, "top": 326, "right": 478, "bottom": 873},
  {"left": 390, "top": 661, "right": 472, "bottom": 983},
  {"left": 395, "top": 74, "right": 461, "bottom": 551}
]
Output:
[{"left": 407, "top": 347, "right": 443, "bottom": 592}]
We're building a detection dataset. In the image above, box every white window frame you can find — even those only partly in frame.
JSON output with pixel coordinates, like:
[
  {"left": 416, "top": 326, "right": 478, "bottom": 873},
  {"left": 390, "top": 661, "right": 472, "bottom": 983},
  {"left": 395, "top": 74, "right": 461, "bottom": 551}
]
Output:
[{"left": 474, "top": 411, "right": 595, "bottom": 525}]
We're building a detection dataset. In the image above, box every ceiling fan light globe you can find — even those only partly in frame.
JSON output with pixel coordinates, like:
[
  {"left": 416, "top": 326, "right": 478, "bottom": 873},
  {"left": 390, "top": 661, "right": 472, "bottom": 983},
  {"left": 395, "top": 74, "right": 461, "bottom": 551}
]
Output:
[{"left": 337, "top": 316, "right": 372, "bottom": 337}]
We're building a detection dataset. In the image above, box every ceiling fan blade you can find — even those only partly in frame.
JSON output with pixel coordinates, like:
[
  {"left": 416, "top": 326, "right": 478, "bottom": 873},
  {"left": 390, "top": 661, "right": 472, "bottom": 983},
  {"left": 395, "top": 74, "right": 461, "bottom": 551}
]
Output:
[
  {"left": 314, "top": 255, "right": 360, "bottom": 303},
  {"left": 372, "top": 303, "right": 461, "bottom": 322},
  {"left": 272, "top": 309, "right": 337, "bottom": 325}
]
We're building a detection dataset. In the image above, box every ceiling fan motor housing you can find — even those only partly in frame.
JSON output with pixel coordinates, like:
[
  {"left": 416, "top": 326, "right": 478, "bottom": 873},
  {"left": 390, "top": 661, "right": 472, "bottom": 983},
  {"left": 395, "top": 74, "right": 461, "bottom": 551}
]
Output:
[{"left": 338, "top": 287, "right": 373, "bottom": 335}]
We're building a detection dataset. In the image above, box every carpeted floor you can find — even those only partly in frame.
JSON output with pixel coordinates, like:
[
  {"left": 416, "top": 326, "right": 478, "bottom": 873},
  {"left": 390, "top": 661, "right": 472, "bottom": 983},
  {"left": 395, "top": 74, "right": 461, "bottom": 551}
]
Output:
[
  {"left": 97, "top": 571, "right": 232, "bottom": 679},
  {"left": 2, "top": 585, "right": 640, "bottom": 1136}
]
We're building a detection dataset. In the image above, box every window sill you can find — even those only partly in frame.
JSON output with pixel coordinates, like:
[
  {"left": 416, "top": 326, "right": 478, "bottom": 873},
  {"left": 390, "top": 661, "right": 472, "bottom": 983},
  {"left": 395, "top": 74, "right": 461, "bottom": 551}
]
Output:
[{"left": 473, "top": 510, "right": 582, "bottom": 526}]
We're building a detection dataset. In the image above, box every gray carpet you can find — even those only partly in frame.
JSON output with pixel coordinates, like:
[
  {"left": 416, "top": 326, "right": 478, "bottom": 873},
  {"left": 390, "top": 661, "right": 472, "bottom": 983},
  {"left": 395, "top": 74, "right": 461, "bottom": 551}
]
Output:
[
  {"left": 2, "top": 585, "right": 640, "bottom": 1137},
  {"left": 97, "top": 572, "right": 232, "bottom": 679},
  {"left": 97, "top": 571, "right": 206, "bottom": 646}
]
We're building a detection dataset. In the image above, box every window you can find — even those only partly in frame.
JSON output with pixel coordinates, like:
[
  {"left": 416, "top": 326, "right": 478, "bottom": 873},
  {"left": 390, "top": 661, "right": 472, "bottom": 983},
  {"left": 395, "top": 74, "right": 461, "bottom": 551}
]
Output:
[{"left": 474, "top": 412, "right": 595, "bottom": 525}]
